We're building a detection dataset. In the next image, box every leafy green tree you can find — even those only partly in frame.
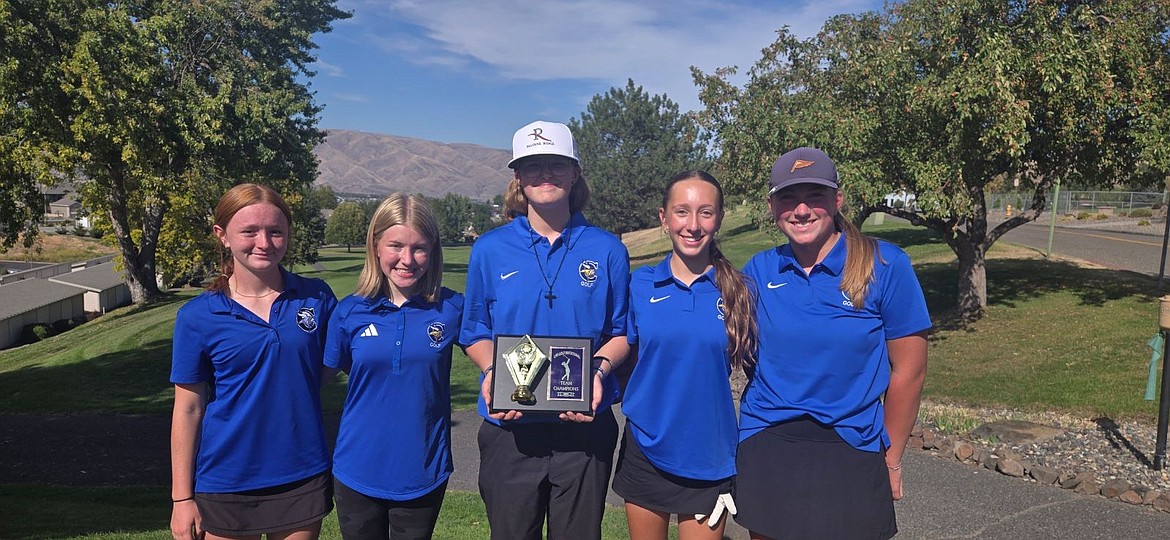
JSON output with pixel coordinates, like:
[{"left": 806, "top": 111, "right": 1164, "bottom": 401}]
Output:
[
  {"left": 0, "top": 0, "right": 349, "bottom": 302},
  {"left": 428, "top": 193, "right": 495, "bottom": 244},
  {"left": 694, "top": 0, "right": 1168, "bottom": 321},
  {"left": 309, "top": 184, "right": 339, "bottom": 210},
  {"left": 325, "top": 201, "right": 367, "bottom": 252},
  {"left": 0, "top": 0, "right": 80, "bottom": 250},
  {"left": 570, "top": 79, "right": 709, "bottom": 235}
]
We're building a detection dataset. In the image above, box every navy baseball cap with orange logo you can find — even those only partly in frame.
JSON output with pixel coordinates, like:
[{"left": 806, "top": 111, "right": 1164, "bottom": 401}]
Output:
[{"left": 768, "top": 147, "right": 839, "bottom": 196}]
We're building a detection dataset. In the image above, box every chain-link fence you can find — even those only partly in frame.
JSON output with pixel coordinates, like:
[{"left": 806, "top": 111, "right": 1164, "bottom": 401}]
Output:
[{"left": 987, "top": 190, "right": 1166, "bottom": 216}]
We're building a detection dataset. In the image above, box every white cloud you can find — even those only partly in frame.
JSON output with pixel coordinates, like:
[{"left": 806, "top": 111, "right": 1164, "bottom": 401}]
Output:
[
  {"left": 313, "top": 60, "right": 346, "bottom": 77},
  {"left": 340, "top": 0, "right": 879, "bottom": 110}
]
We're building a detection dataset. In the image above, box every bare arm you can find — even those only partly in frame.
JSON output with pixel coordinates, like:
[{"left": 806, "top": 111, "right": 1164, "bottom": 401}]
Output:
[
  {"left": 170, "top": 383, "right": 207, "bottom": 540},
  {"left": 884, "top": 331, "right": 928, "bottom": 500}
]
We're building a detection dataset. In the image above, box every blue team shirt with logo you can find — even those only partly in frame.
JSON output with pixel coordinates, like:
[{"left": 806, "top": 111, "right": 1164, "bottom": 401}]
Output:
[
  {"left": 739, "top": 237, "right": 932, "bottom": 452},
  {"left": 624, "top": 255, "right": 736, "bottom": 480},
  {"left": 324, "top": 288, "right": 463, "bottom": 500},
  {"left": 170, "top": 268, "right": 336, "bottom": 492},
  {"left": 460, "top": 213, "right": 630, "bottom": 424}
]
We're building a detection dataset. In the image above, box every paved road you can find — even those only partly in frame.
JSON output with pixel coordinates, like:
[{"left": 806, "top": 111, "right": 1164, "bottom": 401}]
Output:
[
  {"left": 448, "top": 410, "right": 1170, "bottom": 539},
  {"left": 998, "top": 219, "right": 1168, "bottom": 278}
]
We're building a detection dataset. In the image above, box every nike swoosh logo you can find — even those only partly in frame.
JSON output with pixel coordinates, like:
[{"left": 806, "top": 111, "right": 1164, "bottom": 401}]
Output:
[
  {"left": 649, "top": 295, "right": 671, "bottom": 303},
  {"left": 767, "top": 282, "right": 787, "bottom": 289},
  {"left": 500, "top": 271, "right": 519, "bottom": 280}
]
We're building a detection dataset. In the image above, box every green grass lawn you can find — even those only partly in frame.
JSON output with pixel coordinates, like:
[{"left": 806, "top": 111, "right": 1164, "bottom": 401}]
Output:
[{"left": 0, "top": 485, "right": 652, "bottom": 540}]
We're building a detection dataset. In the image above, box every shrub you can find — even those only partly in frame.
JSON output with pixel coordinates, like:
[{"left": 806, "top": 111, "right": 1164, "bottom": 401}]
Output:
[
  {"left": 1076, "top": 211, "right": 1092, "bottom": 220},
  {"left": 1094, "top": 213, "right": 1109, "bottom": 220},
  {"left": 1130, "top": 208, "right": 1153, "bottom": 218},
  {"left": 54, "top": 226, "right": 69, "bottom": 235},
  {"left": 51, "top": 318, "right": 79, "bottom": 333},
  {"left": 1139, "top": 219, "right": 1152, "bottom": 226},
  {"left": 72, "top": 224, "right": 88, "bottom": 236},
  {"left": 90, "top": 228, "right": 105, "bottom": 239},
  {"left": 20, "top": 323, "right": 55, "bottom": 344}
]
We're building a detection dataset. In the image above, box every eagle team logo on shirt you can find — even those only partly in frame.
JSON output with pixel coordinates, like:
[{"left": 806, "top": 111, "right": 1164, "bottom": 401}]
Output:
[
  {"left": 716, "top": 297, "right": 726, "bottom": 321},
  {"left": 579, "top": 260, "right": 599, "bottom": 287},
  {"left": 296, "top": 307, "right": 318, "bottom": 332},
  {"left": 427, "top": 321, "right": 445, "bottom": 348}
]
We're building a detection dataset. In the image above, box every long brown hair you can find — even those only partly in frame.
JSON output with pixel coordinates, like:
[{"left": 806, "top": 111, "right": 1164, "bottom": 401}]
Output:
[
  {"left": 833, "top": 211, "right": 879, "bottom": 309},
  {"left": 663, "top": 171, "right": 757, "bottom": 369},
  {"left": 503, "top": 167, "right": 591, "bottom": 219},
  {"left": 207, "top": 183, "right": 293, "bottom": 292},
  {"left": 355, "top": 193, "right": 443, "bottom": 303}
]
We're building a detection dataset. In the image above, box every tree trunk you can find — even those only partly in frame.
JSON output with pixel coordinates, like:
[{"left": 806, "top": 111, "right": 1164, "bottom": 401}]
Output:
[
  {"left": 105, "top": 170, "right": 164, "bottom": 304},
  {"left": 954, "top": 239, "right": 987, "bottom": 322}
]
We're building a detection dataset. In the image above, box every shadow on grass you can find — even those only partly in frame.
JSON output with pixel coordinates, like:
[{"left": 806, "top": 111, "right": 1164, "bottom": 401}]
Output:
[
  {"left": 915, "top": 258, "right": 1158, "bottom": 329},
  {"left": 0, "top": 338, "right": 175, "bottom": 413},
  {"left": 869, "top": 226, "right": 946, "bottom": 249},
  {"left": 0, "top": 485, "right": 170, "bottom": 540}
]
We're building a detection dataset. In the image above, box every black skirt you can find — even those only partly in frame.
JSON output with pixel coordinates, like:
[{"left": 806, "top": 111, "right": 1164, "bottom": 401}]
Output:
[
  {"left": 612, "top": 424, "right": 732, "bottom": 515},
  {"left": 195, "top": 470, "right": 333, "bottom": 536},
  {"left": 733, "top": 417, "right": 896, "bottom": 540}
]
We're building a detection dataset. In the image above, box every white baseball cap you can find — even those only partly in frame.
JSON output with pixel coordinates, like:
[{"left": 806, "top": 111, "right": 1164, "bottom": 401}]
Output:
[{"left": 508, "top": 120, "right": 580, "bottom": 168}]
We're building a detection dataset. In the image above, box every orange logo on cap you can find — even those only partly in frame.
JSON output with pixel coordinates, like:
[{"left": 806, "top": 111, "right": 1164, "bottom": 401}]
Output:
[
  {"left": 790, "top": 159, "right": 815, "bottom": 173},
  {"left": 529, "top": 128, "right": 552, "bottom": 142}
]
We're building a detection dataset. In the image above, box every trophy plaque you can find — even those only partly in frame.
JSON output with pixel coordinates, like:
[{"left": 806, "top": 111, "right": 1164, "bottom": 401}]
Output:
[{"left": 489, "top": 334, "right": 594, "bottom": 414}]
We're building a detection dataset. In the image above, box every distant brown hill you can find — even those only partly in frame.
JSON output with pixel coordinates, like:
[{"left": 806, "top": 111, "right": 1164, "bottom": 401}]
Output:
[{"left": 313, "top": 129, "right": 512, "bottom": 200}]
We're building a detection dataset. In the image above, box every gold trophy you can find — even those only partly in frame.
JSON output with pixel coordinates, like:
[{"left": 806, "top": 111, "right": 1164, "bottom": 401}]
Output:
[{"left": 504, "top": 335, "right": 547, "bottom": 405}]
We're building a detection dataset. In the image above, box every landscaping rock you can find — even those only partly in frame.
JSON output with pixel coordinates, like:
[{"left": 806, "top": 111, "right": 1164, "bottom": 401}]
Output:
[
  {"left": 997, "top": 457, "right": 1025, "bottom": 478},
  {"left": 954, "top": 441, "right": 975, "bottom": 462},
  {"left": 1100, "top": 479, "right": 1131, "bottom": 499},
  {"left": 1143, "top": 489, "right": 1162, "bottom": 506},
  {"left": 1120, "top": 490, "right": 1144, "bottom": 505},
  {"left": 1028, "top": 464, "right": 1060, "bottom": 485},
  {"left": 970, "top": 420, "right": 1064, "bottom": 445},
  {"left": 911, "top": 423, "right": 924, "bottom": 438},
  {"left": 1074, "top": 478, "right": 1102, "bottom": 495},
  {"left": 1152, "top": 493, "right": 1170, "bottom": 513},
  {"left": 1060, "top": 471, "right": 1094, "bottom": 489},
  {"left": 934, "top": 437, "right": 954, "bottom": 458},
  {"left": 922, "top": 430, "right": 938, "bottom": 450}
]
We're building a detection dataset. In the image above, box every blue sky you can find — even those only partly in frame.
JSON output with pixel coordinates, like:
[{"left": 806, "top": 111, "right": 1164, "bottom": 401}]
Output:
[{"left": 309, "top": 0, "right": 884, "bottom": 149}]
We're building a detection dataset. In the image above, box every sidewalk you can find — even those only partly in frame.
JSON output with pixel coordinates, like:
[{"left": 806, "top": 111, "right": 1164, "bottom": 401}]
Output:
[{"left": 448, "top": 409, "right": 1170, "bottom": 539}]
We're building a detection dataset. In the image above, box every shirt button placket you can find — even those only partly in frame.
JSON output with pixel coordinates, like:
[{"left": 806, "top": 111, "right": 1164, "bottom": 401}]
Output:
[{"left": 393, "top": 311, "right": 405, "bottom": 374}]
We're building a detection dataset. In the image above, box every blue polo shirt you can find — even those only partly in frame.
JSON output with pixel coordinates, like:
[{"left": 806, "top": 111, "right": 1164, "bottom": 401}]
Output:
[
  {"left": 624, "top": 255, "right": 736, "bottom": 480},
  {"left": 460, "top": 213, "right": 630, "bottom": 424},
  {"left": 324, "top": 288, "right": 463, "bottom": 500},
  {"left": 170, "top": 268, "right": 336, "bottom": 493},
  {"left": 739, "top": 237, "right": 931, "bottom": 452}
]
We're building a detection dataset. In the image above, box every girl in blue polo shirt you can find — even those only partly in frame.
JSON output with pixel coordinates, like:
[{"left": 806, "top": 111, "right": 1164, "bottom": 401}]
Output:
[
  {"left": 734, "top": 147, "right": 931, "bottom": 540},
  {"left": 460, "top": 121, "right": 630, "bottom": 540},
  {"left": 615, "top": 171, "right": 756, "bottom": 540},
  {"left": 170, "top": 183, "right": 337, "bottom": 540},
  {"left": 323, "top": 193, "right": 464, "bottom": 540}
]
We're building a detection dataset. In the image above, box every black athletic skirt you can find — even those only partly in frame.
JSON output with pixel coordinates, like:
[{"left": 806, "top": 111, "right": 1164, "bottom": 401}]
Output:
[
  {"left": 733, "top": 417, "right": 896, "bottom": 540},
  {"left": 612, "top": 424, "right": 731, "bottom": 515},
  {"left": 195, "top": 470, "right": 333, "bottom": 536}
]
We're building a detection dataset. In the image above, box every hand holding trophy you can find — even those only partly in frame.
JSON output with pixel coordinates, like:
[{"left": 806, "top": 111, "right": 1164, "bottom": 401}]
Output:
[{"left": 504, "top": 335, "right": 547, "bottom": 405}]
